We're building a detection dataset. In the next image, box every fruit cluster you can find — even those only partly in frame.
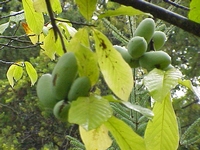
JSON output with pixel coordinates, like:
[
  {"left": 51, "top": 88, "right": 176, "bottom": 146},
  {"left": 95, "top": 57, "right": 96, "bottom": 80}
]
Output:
[
  {"left": 36, "top": 52, "right": 91, "bottom": 121},
  {"left": 114, "top": 18, "right": 173, "bottom": 71}
]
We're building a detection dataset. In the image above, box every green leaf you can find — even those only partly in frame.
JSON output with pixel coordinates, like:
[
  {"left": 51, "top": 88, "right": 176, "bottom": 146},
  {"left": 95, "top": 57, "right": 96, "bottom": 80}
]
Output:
[
  {"left": 79, "top": 125, "right": 112, "bottom": 150},
  {"left": 0, "top": 22, "right": 9, "bottom": 34},
  {"left": 68, "top": 28, "right": 99, "bottom": 85},
  {"left": 178, "top": 79, "right": 200, "bottom": 100},
  {"left": 104, "top": 116, "right": 146, "bottom": 150},
  {"left": 122, "top": 101, "right": 154, "bottom": 119},
  {"left": 144, "top": 94, "right": 179, "bottom": 150},
  {"left": 188, "top": 0, "right": 200, "bottom": 23},
  {"left": 22, "top": 0, "right": 44, "bottom": 34},
  {"left": 93, "top": 29, "right": 133, "bottom": 101},
  {"left": 9, "top": 10, "right": 25, "bottom": 23},
  {"left": 24, "top": 61, "right": 38, "bottom": 86},
  {"left": 98, "top": 5, "right": 150, "bottom": 19},
  {"left": 144, "top": 68, "right": 182, "bottom": 102},
  {"left": 68, "top": 95, "right": 113, "bottom": 131},
  {"left": 75, "top": 0, "right": 97, "bottom": 21}
]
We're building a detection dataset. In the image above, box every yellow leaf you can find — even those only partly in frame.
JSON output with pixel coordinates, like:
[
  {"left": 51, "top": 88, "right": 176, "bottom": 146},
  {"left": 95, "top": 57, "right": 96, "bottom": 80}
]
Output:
[
  {"left": 79, "top": 124, "right": 112, "bottom": 150},
  {"left": 25, "top": 61, "right": 38, "bottom": 86}
]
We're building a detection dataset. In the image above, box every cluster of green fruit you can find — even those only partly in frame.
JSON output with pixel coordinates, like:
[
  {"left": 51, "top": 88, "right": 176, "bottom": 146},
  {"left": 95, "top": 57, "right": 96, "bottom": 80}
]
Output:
[
  {"left": 114, "top": 18, "right": 173, "bottom": 71},
  {"left": 36, "top": 52, "right": 91, "bottom": 121}
]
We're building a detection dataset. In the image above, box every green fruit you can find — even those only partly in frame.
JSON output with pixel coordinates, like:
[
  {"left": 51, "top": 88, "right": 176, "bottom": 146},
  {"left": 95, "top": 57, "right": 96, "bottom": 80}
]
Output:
[
  {"left": 139, "top": 51, "right": 171, "bottom": 71},
  {"left": 163, "top": 64, "right": 174, "bottom": 71},
  {"left": 53, "top": 100, "right": 70, "bottom": 121},
  {"left": 36, "top": 73, "right": 58, "bottom": 109},
  {"left": 134, "top": 18, "right": 155, "bottom": 43},
  {"left": 152, "top": 31, "right": 167, "bottom": 50},
  {"left": 68, "top": 76, "right": 91, "bottom": 101},
  {"left": 127, "top": 36, "right": 147, "bottom": 59},
  {"left": 52, "top": 52, "right": 78, "bottom": 100}
]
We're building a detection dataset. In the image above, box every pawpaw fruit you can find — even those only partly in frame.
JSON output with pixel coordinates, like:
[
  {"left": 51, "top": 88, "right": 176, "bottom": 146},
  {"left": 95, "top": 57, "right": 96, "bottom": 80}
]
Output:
[
  {"left": 127, "top": 36, "right": 147, "bottom": 59},
  {"left": 53, "top": 100, "right": 70, "bottom": 122},
  {"left": 152, "top": 31, "right": 167, "bottom": 50},
  {"left": 134, "top": 18, "right": 155, "bottom": 43},
  {"left": 52, "top": 52, "right": 78, "bottom": 100},
  {"left": 139, "top": 51, "right": 171, "bottom": 71},
  {"left": 68, "top": 76, "right": 91, "bottom": 101},
  {"left": 36, "top": 73, "right": 58, "bottom": 109}
]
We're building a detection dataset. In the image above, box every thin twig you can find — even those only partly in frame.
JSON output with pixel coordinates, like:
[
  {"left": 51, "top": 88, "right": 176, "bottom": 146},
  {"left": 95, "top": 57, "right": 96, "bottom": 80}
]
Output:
[
  {"left": 0, "top": 43, "right": 41, "bottom": 49},
  {"left": 0, "top": 0, "right": 11, "bottom": 5},
  {"left": 163, "top": 0, "right": 190, "bottom": 11},
  {"left": 0, "top": 10, "right": 24, "bottom": 19}
]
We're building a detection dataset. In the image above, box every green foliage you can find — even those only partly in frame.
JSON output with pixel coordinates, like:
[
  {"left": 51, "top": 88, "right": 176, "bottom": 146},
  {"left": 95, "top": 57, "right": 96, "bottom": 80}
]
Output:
[{"left": 188, "top": 0, "right": 200, "bottom": 23}]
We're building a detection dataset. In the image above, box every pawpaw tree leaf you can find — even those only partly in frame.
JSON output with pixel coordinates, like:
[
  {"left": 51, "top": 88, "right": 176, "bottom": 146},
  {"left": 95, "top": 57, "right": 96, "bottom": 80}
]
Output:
[
  {"left": 144, "top": 94, "right": 179, "bottom": 150},
  {"left": 93, "top": 29, "right": 133, "bottom": 101},
  {"left": 144, "top": 68, "right": 182, "bottom": 102},
  {"left": 79, "top": 124, "right": 112, "bottom": 150},
  {"left": 68, "top": 95, "right": 113, "bottom": 131},
  {"left": 104, "top": 116, "right": 146, "bottom": 150},
  {"left": 22, "top": 22, "right": 44, "bottom": 44},
  {"left": 24, "top": 61, "right": 38, "bottom": 86},
  {"left": 75, "top": 0, "right": 97, "bottom": 21},
  {"left": 178, "top": 79, "right": 200, "bottom": 100},
  {"left": 9, "top": 10, "right": 25, "bottom": 23},
  {"left": 13, "top": 63, "right": 23, "bottom": 81},
  {"left": 22, "top": 0, "right": 44, "bottom": 34},
  {"left": 0, "top": 22, "right": 9, "bottom": 34},
  {"left": 188, "top": 0, "right": 200, "bottom": 23},
  {"left": 98, "top": 5, "right": 150, "bottom": 19},
  {"left": 68, "top": 28, "right": 99, "bottom": 85}
]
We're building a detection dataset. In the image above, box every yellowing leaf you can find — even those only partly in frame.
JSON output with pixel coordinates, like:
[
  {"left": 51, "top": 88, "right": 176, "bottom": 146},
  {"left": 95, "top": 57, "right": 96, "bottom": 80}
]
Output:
[
  {"left": 93, "top": 29, "right": 133, "bottom": 101},
  {"left": 99, "top": 5, "right": 150, "bottom": 19},
  {"left": 22, "top": 22, "right": 44, "bottom": 44},
  {"left": 75, "top": 0, "right": 97, "bottom": 21},
  {"left": 68, "top": 28, "right": 99, "bottom": 85},
  {"left": 24, "top": 61, "right": 38, "bottom": 86},
  {"left": 104, "top": 116, "right": 146, "bottom": 150},
  {"left": 6, "top": 62, "right": 24, "bottom": 87},
  {"left": 68, "top": 95, "right": 113, "bottom": 131},
  {"left": 144, "top": 94, "right": 179, "bottom": 150},
  {"left": 22, "top": 0, "right": 44, "bottom": 34},
  {"left": 144, "top": 68, "right": 182, "bottom": 102},
  {"left": 79, "top": 125, "right": 112, "bottom": 150}
]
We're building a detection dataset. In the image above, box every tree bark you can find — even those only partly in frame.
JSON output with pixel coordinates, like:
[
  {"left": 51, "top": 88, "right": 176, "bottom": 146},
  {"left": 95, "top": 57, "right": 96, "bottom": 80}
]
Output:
[{"left": 110, "top": 0, "right": 200, "bottom": 37}]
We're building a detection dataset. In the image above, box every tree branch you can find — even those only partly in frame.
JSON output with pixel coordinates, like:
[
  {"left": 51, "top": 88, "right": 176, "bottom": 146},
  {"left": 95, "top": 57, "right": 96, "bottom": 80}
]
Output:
[{"left": 110, "top": 0, "right": 200, "bottom": 37}]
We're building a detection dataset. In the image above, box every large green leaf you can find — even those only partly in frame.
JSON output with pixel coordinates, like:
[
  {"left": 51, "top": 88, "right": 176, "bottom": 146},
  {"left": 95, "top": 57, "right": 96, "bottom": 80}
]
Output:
[
  {"left": 104, "top": 116, "right": 146, "bottom": 150},
  {"left": 22, "top": 0, "right": 44, "bottom": 34},
  {"left": 75, "top": 0, "right": 97, "bottom": 21},
  {"left": 25, "top": 61, "right": 38, "bottom": 86},
  {"left": 68, "top": 95, "right": 113, "bottom": 131},
  {"left": 144, "top": 68, "right": 182, "bottom": 102},
  {"left": 188, "top": 0, "right": 200, "bottom": 23},
  {"left": 93, "top": 29, "right": 133, "bottom": 101},
  {"left": 79, "top": 125, "right": 112, "bottom": 150},
  {"left": 68, "top": 28, "right": 99, "bottom": 85},
  {"left": 144, "top": 94, "right": 179, "bottom": 150},
  {"left": 98, "top": 5, "right": 150, "bottom": 19}
]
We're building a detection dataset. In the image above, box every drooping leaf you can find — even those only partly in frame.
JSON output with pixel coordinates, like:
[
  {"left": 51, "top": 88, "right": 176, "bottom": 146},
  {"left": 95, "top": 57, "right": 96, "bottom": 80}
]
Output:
[
  {"left": 144, "top": 94, "right": 179, "bottom": 150},
  {"left": 9, "top": 10, "right": 25, "bottom": 23},
  {"left": 75, "top": 0, "right": 97, "bottom": 21},
  {"left": 22, "top": 0, "right": 44, "bottom": 34},
  {"left": 144, "top": 68, "right": 182, "bottom": 102},
  {"left": 68, "top": 28, "right": 99, "bottom": 85},
  {"left": 21, "top": 22, "right": 44, "bottom": 44},
  {"left": 122, "top": 101, "right": 154, "bottom": 119},
  {"left": 6, "top": 63, "right": 23, "bottom": 87},
  {"left": 0, "top": 22, "right": 9, "bottom": 34},
  {"left": 104, "top": 116, "right": 146, "bottom": 150},
  {"left": 24, "top": 61, "right": 38, "bottom": 86},
  {"left": 98, "top": 5, "right": 150, "bottom": 19},
  {"left": 68, "top": 95, "right": 113, "bottom": 131},
  {"left": 188, "top": 0, "right": 200, "bottom": 23},
  {"left": 178, "top": 79, "right": 200, "bottom": 100},
  {"left": 93, "top": 29, "right": 133, "bottom": 101},
  {"left": 79, "top": 124, "right": 112, "bottom": 150}
]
